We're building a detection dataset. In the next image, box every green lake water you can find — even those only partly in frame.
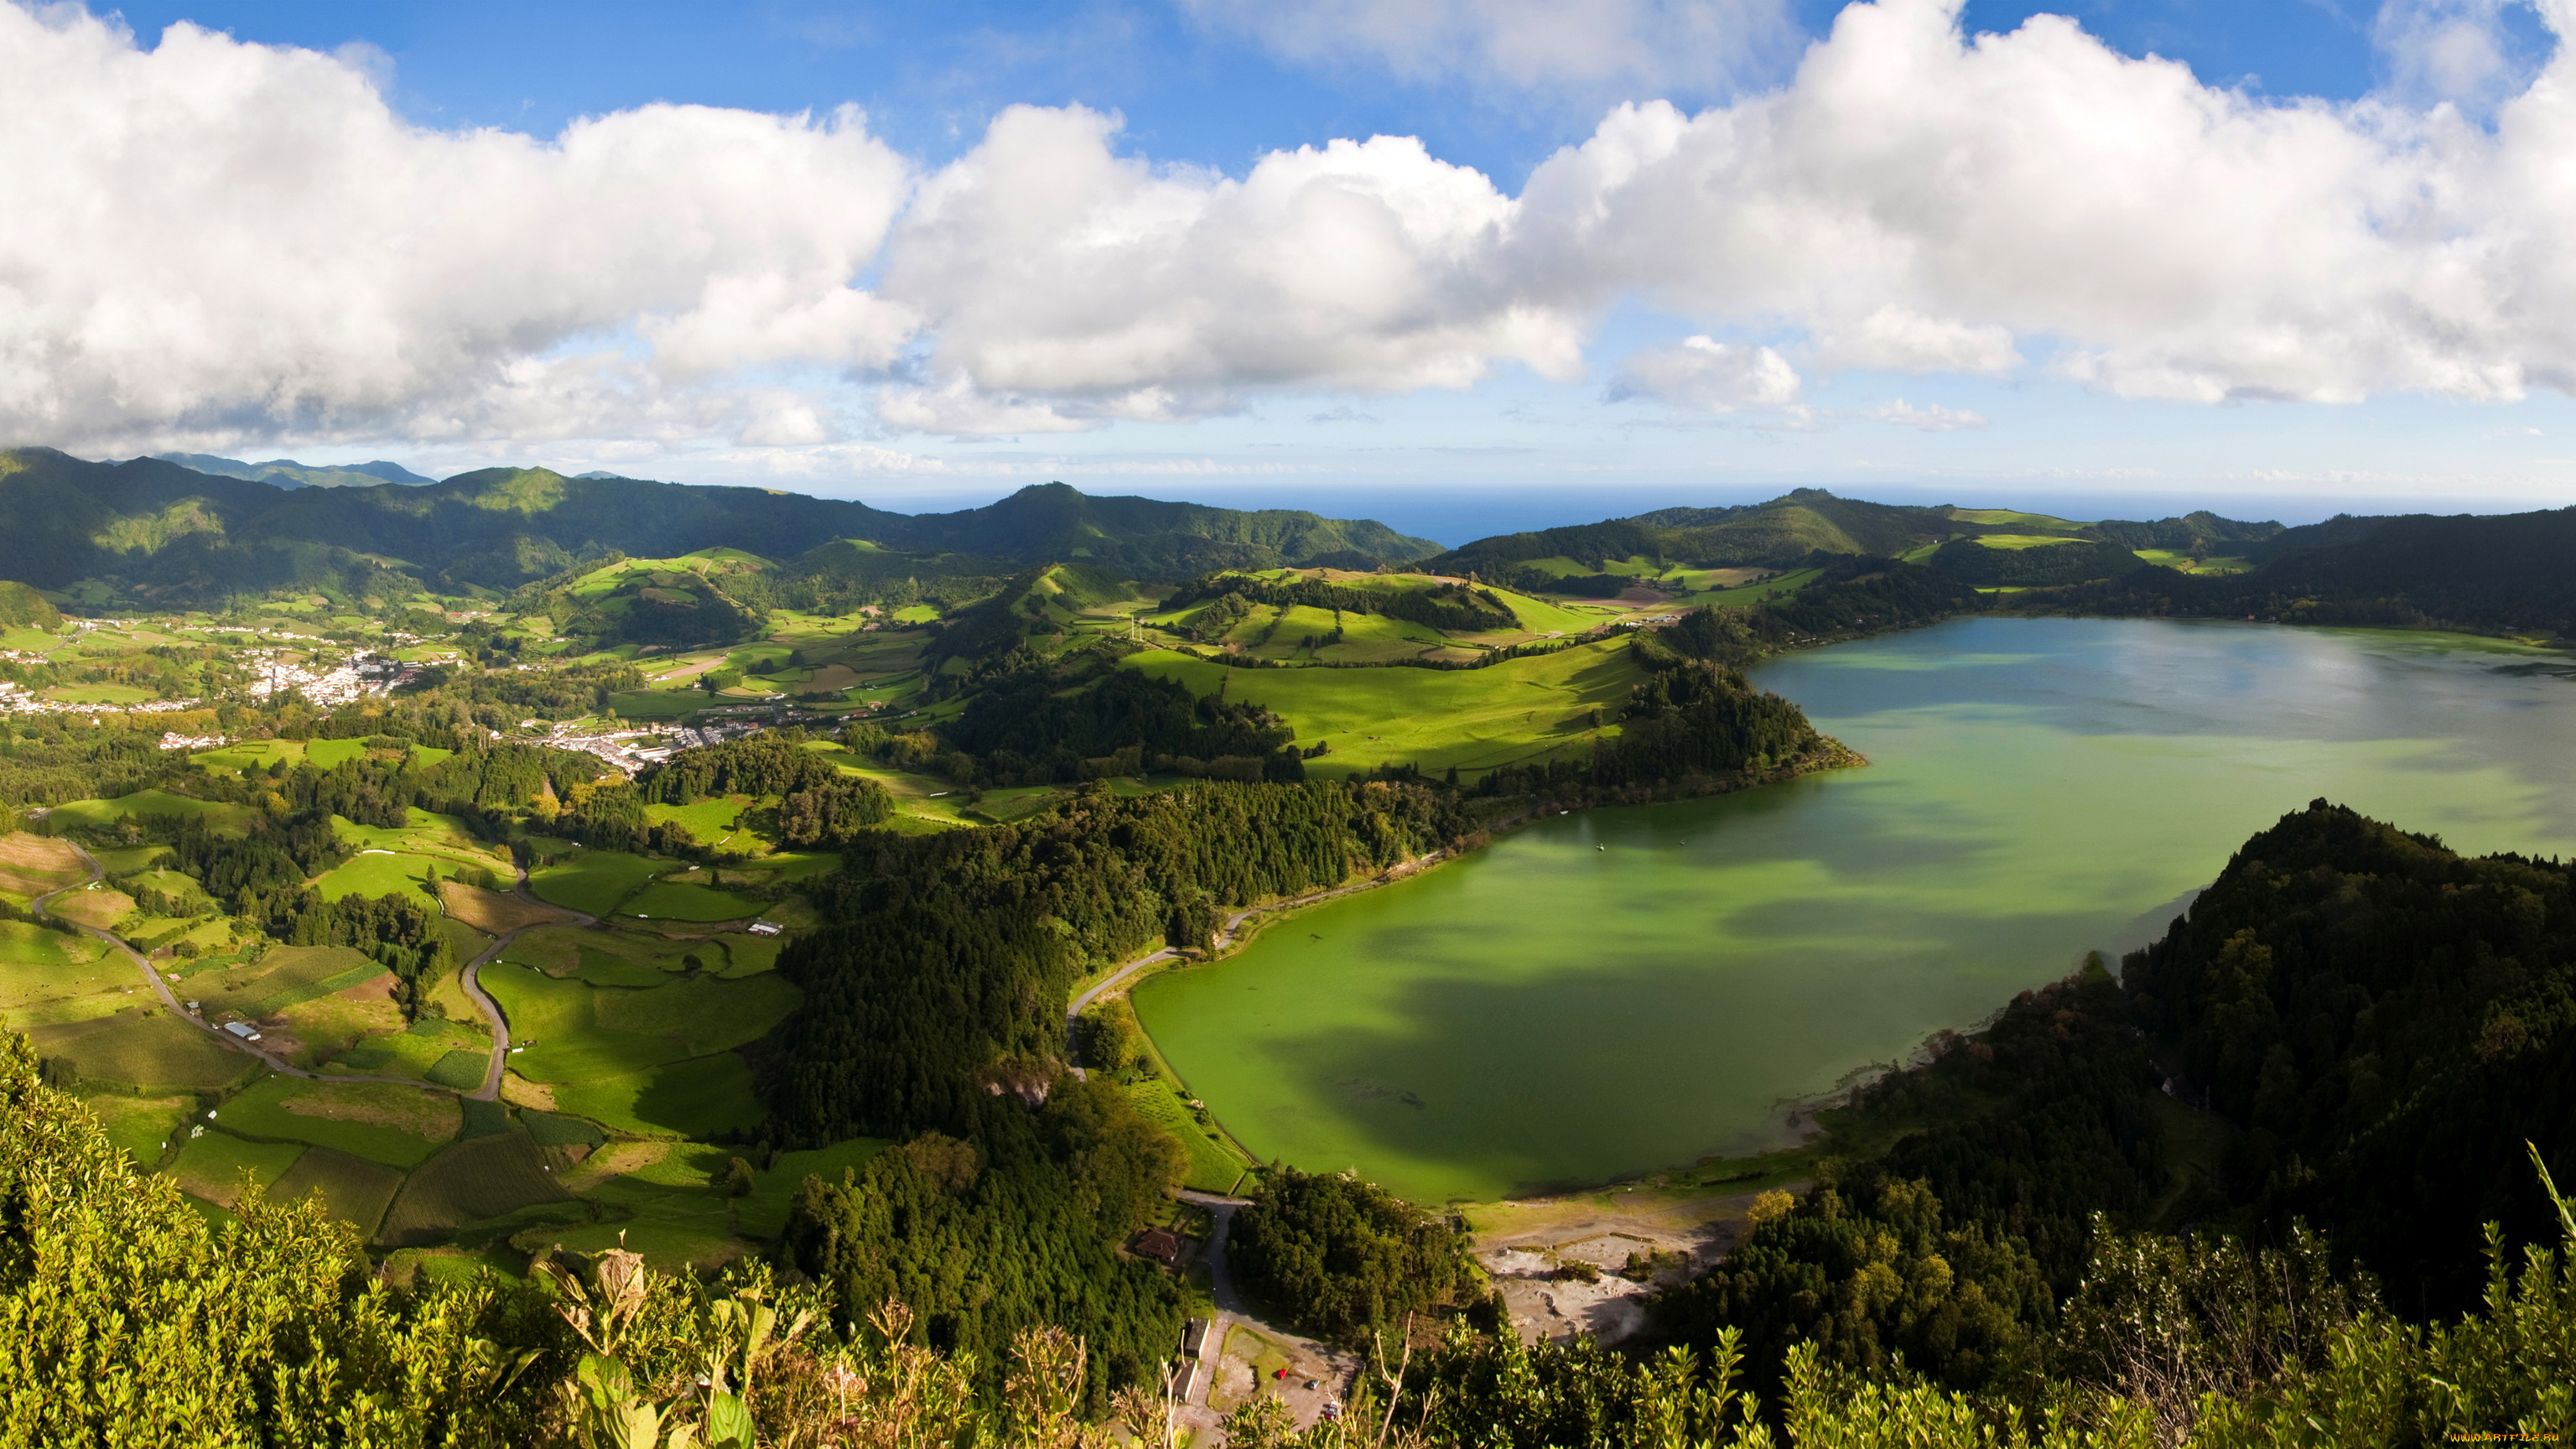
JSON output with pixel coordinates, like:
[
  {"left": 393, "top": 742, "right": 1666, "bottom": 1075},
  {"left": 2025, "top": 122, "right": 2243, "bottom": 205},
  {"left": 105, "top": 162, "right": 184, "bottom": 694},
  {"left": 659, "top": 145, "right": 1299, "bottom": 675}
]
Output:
[{"left": 1131, "top": 618, "right": 2576, "bottom": 1203}]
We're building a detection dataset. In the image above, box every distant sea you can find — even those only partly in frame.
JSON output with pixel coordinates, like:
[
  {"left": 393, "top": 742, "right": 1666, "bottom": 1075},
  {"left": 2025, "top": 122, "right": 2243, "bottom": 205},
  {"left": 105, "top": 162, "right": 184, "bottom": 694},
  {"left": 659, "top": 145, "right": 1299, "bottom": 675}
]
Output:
[{"left": 839, "top": 481, "right": 2503, "bottom": 550}]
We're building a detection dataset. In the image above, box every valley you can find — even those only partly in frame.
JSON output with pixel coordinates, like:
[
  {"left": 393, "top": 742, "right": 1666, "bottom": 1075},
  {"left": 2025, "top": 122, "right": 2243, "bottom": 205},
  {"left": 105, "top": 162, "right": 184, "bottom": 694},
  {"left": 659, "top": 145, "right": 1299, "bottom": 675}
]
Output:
[{"left": 5, "top": 454, "right": 2576, "bottom": 1440}]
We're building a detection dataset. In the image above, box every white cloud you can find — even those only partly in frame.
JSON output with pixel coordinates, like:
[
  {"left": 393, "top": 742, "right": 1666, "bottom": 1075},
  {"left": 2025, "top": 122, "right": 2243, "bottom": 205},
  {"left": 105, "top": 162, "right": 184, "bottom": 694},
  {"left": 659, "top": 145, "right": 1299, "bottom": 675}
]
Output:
[
  {"left": 22, "top": 0, "right": 2576, "bottom": 467},
  {"left": 876, "top": 104, "right": 1584, "bottom": 423},
  {"left": 0, "top": 3, "right": 911, "bottom": 449},
  {"left": 1178, "top": 0, "right": 1795, "bottom": 101},
  {"left": 1866, "top": 399, "right": 1985, "bottom": 430},
  {"left": 1607, "top": 336, "right": 1801, "bottom": 410},
  {"left": 1509, "top": 0, "right": 2576, "bottom": 407}
]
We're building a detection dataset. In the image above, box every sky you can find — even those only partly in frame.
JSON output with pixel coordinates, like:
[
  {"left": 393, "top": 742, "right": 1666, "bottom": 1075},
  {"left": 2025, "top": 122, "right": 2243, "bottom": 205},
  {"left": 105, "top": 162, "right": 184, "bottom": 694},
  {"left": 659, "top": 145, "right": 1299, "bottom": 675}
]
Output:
[{"left": 9, "top": 0, "right": 2576, "bottom": 534}]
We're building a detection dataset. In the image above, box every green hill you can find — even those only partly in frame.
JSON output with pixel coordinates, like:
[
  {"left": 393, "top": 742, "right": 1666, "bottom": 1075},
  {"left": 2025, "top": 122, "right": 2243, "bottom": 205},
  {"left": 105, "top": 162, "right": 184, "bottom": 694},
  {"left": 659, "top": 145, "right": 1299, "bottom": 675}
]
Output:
[
  {"left": 0, "top": 579, "right": 58, "bottom": 629},
  {"left": 155, "top": 454, "right": 436, "bottom": 489},
  {"left": 0, "top": 450, "right": 1435, "bottom": 605}
]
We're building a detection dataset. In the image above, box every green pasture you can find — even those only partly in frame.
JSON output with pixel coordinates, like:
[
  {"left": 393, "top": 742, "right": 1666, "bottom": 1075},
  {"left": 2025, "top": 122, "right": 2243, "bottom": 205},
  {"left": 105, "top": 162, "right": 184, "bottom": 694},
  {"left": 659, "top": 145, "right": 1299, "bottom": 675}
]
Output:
[
  {"left": 41, "top": 683, "right": 155, "bottom": 705},
  {"left": 192, "top": 740, "right": 300, "bottom": 771},
  {"left": 604, "top": 689, "right": 708, "bottom": 720},
  {"left": 500, "top": 922, "right": 778, "bottom": 982},
  {"left": 28, "top": 1008, "right": 256, "bottom": 1092},
  {"left": 1673, "top": 566, "right": 1822, "bottom": 611},
  {"left": 1967, "top": 532, "right": 2089, "bottom": 551},
  {"left": 2134, "top": 549, "right": 2254, "bottom": 574},
  {"left": 480, "top": 963, "right": 799, "bottom": 1084},
  {"left": 737, "top": 1138, "right": 890, "bottom": 1237},
  {"left": 49, "top": 790, "right": 252, "bottom": 833},
  {"left": 1949, "top": 507, "right": 2088, "bottom": 531},
  {"left": 86, "top": 844, "right": 171, "bottom": 875},
  {"left": 1124, "top": 639, "right": 1643, "bottom": 777},
  {"left": 333, "top": 808, "right": 497, "bottom": 860},
  {"left": 75, "top": 1092, "right": 198, "bottom": 1165},
  {"left": 528, "top": 850, "right": 662, "bottom": 915},
  {"left": 891, "top": 604, "right": 938, "bottom": 623},
  {"left": 313, "top": 850, "right": 444, "bottom": 902},
  {"left": 217, "top": 1076, "right": 460, "bottom": 1169},
  {"left": 1127, "top": 1078, "right": 1251, "bottom": 1194},
  {"left": 170, "top": 1128, "right": 305, "bottom": 1208},
  {"left": 115, "top": 868, "right": 212, "bottom": 911},
  {"left": 621, "top": 880, "right": 764, "bottom": 922},
  {"left": 0, "top": 922, "right": 123, "bottom": 1027},
  {"left": 267, "top": 1145, "right": 405, "bottom": 1238},
  {"left": 378, "top": 1130, "right": 573, "bottom": 1247},
  {"left": 304, "top": 738, "right": 371, "bottom": 768},
  {"left": 552, "top": 1052, "right": 766, "bottom": 1139},
  {"left": 330, "top": 1017, "right": 492, "bottom": 1082}
]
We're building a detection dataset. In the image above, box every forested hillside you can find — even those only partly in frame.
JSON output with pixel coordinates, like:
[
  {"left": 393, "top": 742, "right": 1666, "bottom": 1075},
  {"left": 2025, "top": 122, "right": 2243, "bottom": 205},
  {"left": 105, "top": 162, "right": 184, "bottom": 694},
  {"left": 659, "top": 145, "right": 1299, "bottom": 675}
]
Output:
[
  {"left": 1649, "top": 802, "right": 2576, "bottom": 1432},
  {"left": 2012, "top": 506, "right": 2576, "bottom": 636}
]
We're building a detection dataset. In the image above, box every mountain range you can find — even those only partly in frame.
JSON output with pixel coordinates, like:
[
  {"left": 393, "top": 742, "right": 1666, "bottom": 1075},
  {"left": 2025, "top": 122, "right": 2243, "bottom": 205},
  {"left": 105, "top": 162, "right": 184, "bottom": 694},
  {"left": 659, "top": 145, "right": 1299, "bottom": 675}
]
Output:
[{"left": 0, "top": 450, "right": 1435, "bottom": 602}]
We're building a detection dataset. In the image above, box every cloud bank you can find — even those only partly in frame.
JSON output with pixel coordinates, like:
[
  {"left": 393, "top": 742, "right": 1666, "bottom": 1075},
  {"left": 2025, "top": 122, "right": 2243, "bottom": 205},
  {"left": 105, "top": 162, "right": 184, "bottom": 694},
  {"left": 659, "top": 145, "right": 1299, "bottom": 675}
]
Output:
[{"left": 8, "top": 0, "right": 2576, "bottom": 454}]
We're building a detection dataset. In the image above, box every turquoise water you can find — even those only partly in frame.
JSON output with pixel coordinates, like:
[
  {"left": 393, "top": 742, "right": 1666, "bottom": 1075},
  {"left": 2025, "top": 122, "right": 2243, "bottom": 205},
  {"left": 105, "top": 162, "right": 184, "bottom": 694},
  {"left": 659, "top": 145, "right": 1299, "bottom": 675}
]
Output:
[{"left": 1133, "top": 618, "right": 2576, "bottom": 1202}]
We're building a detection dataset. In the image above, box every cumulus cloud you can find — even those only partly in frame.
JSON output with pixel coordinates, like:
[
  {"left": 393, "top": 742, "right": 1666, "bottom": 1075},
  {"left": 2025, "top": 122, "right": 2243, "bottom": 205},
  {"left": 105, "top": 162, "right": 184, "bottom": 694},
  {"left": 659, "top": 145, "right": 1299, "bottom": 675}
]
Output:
[
  {"left": 875, "top": 104, "right": 1584, "bottom": 431},
  {"left": 0, "top": 3, "right": 911, "bottom": 449},
  {"left": 1513, "top": 0, "right": 2576, "bottom": 405},
  {"left": 1177, "top": 0, "right": 1794, "bottom": 101},
  {"left": 1607, "top": 336, "right": 1801, "bottom": 410},
  {"left": 23, "top": 0, "right": 2576, "bottom": 459}
]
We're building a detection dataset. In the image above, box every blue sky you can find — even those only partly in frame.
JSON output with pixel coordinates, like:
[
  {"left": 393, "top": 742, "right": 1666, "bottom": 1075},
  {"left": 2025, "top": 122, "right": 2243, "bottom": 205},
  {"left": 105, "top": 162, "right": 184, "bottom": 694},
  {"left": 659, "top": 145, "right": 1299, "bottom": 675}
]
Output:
[{"left": 23, "top": 0, "right": 2576, "bottom": 529}]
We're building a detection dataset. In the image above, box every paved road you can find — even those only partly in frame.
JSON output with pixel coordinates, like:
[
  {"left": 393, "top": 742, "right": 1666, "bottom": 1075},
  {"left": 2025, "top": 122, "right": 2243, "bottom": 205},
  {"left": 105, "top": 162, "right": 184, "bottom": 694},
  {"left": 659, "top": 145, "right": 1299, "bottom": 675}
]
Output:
[{"left": 453, "top": 864, "right": 600, "bottom": 1101}]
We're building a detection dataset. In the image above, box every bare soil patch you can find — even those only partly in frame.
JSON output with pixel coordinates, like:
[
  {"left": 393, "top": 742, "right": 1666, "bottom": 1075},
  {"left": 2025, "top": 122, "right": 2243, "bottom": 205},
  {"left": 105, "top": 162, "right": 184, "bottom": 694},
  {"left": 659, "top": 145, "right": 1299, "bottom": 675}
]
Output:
[
  {"left": 1467, "top": 1187, "right": 1785, "bottom": 1346},
  {"left": 0, "top": 832, "right": 87, "bottom": 893},
  {"left": 439, "top": 882, "right": 577, "bottom": 935}
]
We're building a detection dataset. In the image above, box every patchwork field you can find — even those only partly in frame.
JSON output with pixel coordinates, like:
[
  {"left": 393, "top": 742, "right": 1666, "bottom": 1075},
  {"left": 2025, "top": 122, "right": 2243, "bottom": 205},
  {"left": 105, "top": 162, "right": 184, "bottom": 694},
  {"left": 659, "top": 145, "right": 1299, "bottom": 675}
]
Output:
[
  {"left": 328, "top": 1015, "right": 493, "bottom": 1082},
  {"left": 438, "top": 881, "right": 575, "bottom": 935},
  {"left": 29, "top": 1008, "right": 257, "bottom": 1092},
  {"left": 174, "top": 943, "right": 383, "bottom": 1024},
  {"left": 48, "top": 790, "right": 254, "bottom": 834},
  {"left": 378, "top": 1129, "right": 574, "bottom": 1246},
  {"left": 0, "top": 920, "right": 127, "bottom": 1026},
  {"left": 313, "top": 850, "right": 444, "bottom": 902},
  {"left": 170, "top": 1128, "right": 305, "bottom": 1209},
  {"left": 267, "top": 1145, "right": 406, "bottom": 1238},
  {"left": 267, "top": 969, "right": 407, "bottom": 1066}
]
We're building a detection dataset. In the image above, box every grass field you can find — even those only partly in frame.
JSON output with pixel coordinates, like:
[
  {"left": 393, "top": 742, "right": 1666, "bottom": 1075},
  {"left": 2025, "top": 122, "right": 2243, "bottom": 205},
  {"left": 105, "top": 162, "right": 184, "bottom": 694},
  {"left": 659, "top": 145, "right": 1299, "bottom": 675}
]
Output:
[
  {"left": 1127, "top": 1077, "right": 1251, "bottom": 1194},
  {"left": 48, "top": 790, "right": 253, "bottom": 834},
  {"left": 552, "top": 1052, "right": 766, "bottom": 1139},
  {"left": 1124, "top": 638, "right": 1644, "bottom": 777},
  {"left": 313, "top": 850, "right": 445, "bottom": 902},
  {"left": 182, "top": 944, "right": 383, "bottom": 1022},
  {"left": 75, "top": 1091, "right": 198, "bottom": 1165},
  {"left": 480, "top": 963, "right": 800, "bottom": 1083},
  {"left": 216, "top": 1076, "right": 461, "bottom": 1168},
  {"left": 528, "top": 850, "right": 662, "bottom": 915},
  {"left": 29, "top": 1007, "right": 257, "bottom": 1092},
  {"left": 84, "top": 844, "right": 170, "bottom": 876},
  {"left": 619, "top": 880, "right": 764, "bottom": 922},
  {"left": 377, "top": 1129, "right": 574, "bottom": 1246},
  {"left": 0, "top": 920, "right": 127, "bottom": 1027},
  {"left": 267, "top": 1145, "right": 405, "bottom": 1238},
  {"left": 1968, "top": 532, "right": 2090, "bottom": 551},
  {"left": 170, "top": 1128, "right": 306, "bottom": 1208}
]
